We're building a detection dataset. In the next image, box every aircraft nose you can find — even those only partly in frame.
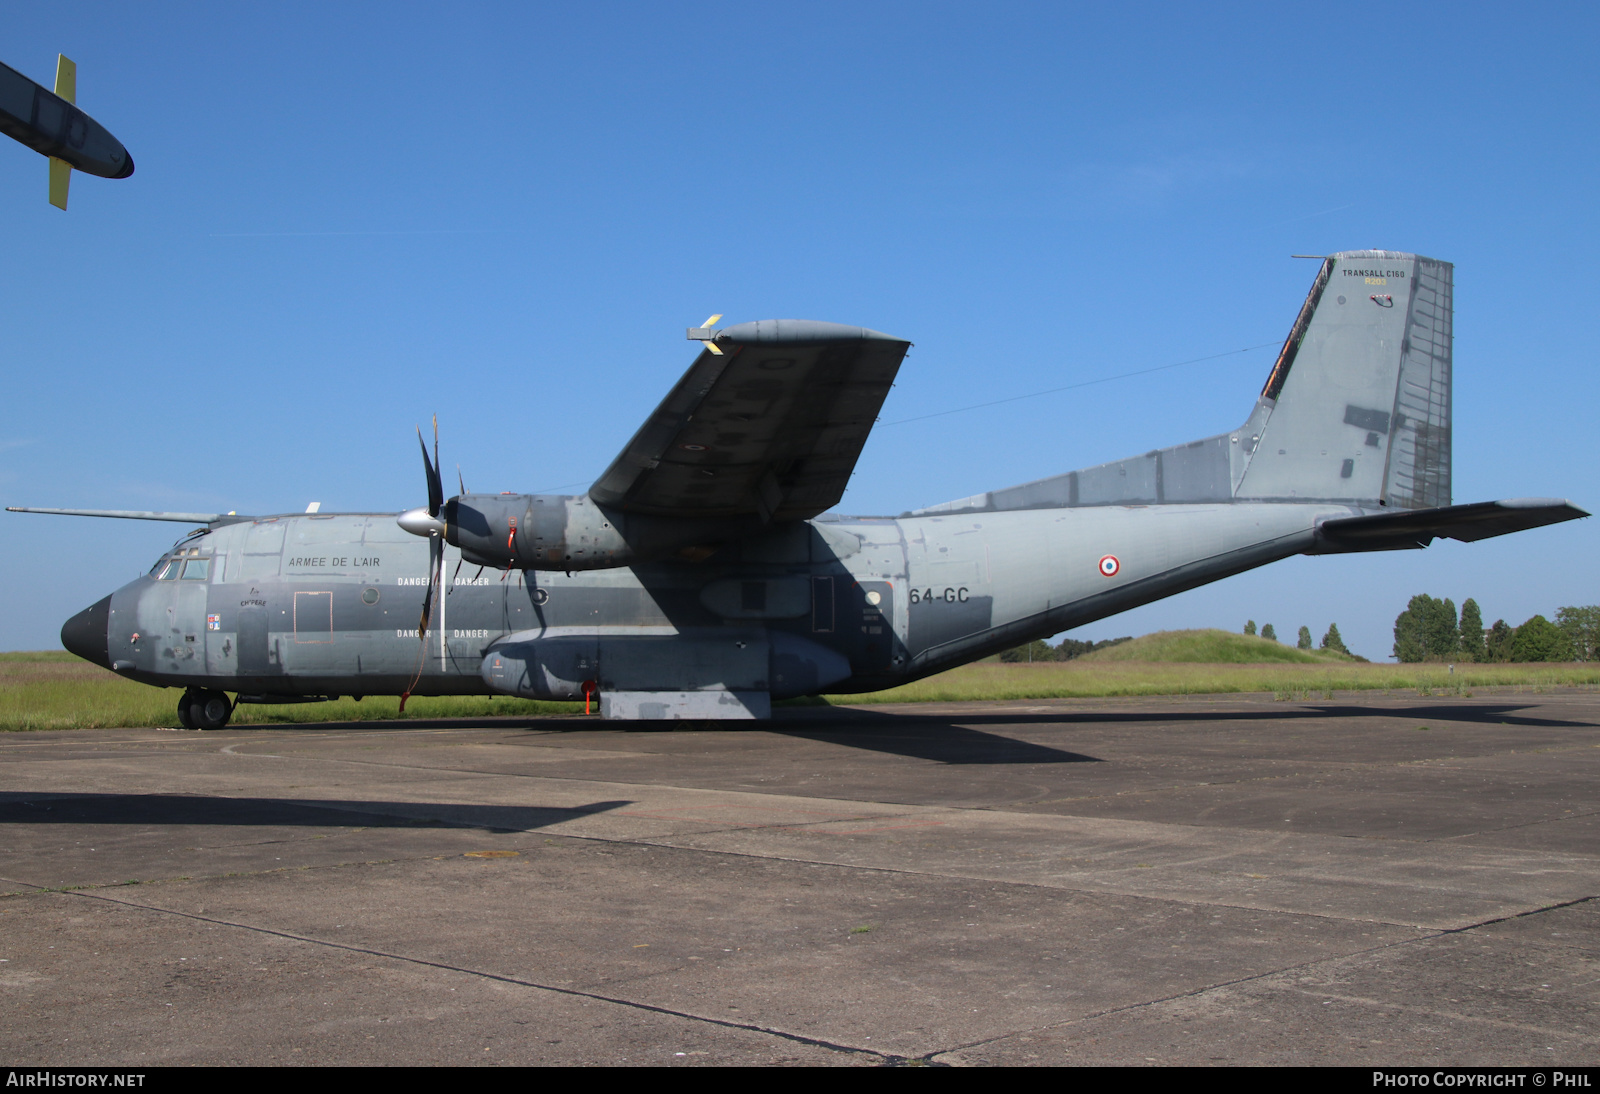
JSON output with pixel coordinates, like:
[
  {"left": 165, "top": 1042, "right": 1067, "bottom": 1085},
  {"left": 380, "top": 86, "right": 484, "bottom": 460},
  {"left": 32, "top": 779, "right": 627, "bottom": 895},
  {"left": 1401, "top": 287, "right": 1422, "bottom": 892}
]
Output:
[{"left": 61, "top": 595, "right": 112, "bottom": 669}]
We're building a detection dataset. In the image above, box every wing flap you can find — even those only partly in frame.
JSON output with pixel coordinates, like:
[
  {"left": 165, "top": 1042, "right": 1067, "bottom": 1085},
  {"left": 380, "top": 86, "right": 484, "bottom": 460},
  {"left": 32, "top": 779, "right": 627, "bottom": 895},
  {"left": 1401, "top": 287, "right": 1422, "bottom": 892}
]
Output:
[{"left": 590, "top": 320, "right": 910, "bottom": 521}]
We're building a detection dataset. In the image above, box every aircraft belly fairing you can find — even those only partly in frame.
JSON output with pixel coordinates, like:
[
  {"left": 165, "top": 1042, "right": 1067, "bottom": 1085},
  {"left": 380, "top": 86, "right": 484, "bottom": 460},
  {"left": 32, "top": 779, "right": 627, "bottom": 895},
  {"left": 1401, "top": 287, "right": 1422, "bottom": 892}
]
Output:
[{"left": 31, "top": 251, "right": 1589, "bottom": 725}]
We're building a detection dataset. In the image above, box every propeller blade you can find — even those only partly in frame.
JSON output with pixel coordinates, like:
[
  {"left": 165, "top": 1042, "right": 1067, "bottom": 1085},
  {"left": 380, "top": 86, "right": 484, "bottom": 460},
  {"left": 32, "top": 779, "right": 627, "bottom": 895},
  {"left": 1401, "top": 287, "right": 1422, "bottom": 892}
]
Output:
[
  {"left": 417, "top": 423, "right": 443, "bottom": 517},
  {"left": 432, "top": 415, "right": 441, "bottom": 507},
  {"left": 402, "top": 532, "right": 444, "bottom": 711},
  {"left": 416, "top": 535, "right": 443, "bottom": 638}
]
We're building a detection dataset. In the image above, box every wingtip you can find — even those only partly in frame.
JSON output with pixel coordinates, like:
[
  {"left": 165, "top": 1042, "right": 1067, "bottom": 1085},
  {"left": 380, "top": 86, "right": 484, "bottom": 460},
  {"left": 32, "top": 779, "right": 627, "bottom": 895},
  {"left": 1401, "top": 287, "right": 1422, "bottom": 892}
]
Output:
[{"left": 716, "top": 319, "right": 909, "bottom": 345}]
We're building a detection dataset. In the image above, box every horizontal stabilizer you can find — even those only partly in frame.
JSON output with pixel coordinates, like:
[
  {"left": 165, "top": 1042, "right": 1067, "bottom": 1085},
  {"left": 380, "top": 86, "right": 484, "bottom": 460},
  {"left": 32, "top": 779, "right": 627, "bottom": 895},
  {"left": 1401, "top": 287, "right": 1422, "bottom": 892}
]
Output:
[
  {"left": 5, "top": 507, "right": 248, "bottom": 526},
  {"left": 1313, "top": 498, "right": 1588, "bottom": 553}
]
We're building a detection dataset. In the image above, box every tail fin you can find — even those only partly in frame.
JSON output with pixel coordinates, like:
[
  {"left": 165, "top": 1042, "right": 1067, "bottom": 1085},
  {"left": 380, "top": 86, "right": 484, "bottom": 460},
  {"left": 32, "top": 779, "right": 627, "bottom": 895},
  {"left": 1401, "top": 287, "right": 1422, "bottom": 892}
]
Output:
[
  {"left": 47, "top": 55, "right": 75, "bottom": 210},
  {"left": 906, "top": 249, "right": 1455, "bottom": 520},
  {"left": 1234, "top": 250, "right": 1453, "bottom": 509}
]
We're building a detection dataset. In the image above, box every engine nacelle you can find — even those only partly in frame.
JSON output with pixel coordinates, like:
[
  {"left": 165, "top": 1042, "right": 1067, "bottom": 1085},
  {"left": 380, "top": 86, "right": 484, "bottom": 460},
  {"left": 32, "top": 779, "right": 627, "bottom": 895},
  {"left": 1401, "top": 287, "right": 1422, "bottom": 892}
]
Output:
[
  {"left": 444, "top": 493, "right": 763, "bottom": 571},
  {"left": 448, "top": 493, "right": 626, "bottom": 570}
]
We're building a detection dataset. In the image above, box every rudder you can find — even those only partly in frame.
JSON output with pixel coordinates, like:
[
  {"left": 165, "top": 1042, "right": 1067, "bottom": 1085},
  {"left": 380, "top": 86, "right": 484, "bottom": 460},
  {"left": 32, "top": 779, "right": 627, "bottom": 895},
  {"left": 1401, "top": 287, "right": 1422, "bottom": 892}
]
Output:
[{"left": 1235, "top": 250, "right": 1452, "bottom": 509}]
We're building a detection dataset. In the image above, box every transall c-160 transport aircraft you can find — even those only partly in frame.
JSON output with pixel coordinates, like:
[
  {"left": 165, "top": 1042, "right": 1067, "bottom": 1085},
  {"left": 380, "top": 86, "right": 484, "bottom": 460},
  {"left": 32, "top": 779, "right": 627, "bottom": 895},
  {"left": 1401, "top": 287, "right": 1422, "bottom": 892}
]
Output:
[{"left": 13, "top": 251, "right": 1587, "bottom": 728}]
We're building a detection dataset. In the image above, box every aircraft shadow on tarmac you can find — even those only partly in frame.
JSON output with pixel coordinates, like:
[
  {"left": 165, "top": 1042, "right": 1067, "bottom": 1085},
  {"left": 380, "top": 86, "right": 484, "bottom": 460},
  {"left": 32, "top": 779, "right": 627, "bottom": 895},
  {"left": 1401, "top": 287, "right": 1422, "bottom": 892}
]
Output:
[
  {"left": 767, "top": 708, "right": 1103, "bottom": 765},
  {"left": 777, "top": 701, "right": 1598, "bottom": 732},
  {"left": 201, "top": 711, "right": 1103, "bottom": 764},
  {"left": 1301, "top": 702, "right": 1598, "bottom": 728},
  {"left": 776, "top": 725, "right": 1101, "bottom": 765},
  {"left": 755, "top": 699, "right": 1598, "bottom": 763},
  {"left": 0, "top": 792, "right": 630, "bottom": 833}
]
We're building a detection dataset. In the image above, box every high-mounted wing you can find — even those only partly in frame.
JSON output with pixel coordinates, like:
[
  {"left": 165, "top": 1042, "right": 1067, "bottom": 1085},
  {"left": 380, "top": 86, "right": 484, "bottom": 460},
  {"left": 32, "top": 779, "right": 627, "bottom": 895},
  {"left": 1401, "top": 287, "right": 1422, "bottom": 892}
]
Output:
[
  {"left": 5, "top": 506, "right": 246, "bottom": 526},
  {"left": 589, "top": 320, "right": 911, "bottom": 522}
]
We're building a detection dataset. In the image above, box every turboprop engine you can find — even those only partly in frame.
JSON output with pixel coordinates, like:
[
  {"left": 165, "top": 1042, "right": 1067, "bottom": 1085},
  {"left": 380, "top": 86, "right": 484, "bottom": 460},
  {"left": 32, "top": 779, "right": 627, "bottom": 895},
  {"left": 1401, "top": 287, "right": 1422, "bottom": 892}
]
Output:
[
  {"left": 394, "top": 422, "right": 764, "bottom": 572},
  {"left": 401, "top": 492, "right": 764, "bottom": 571}
]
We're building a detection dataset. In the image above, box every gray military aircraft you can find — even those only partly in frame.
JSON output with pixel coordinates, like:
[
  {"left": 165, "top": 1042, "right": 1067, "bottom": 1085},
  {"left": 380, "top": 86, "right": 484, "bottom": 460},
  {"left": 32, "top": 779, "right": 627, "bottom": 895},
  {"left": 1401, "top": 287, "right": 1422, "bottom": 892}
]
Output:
[
  {"left": 0, "top": 55, "right": 134, "bottom": 209},
  {"left": 13, "top": 250, "right": 1588, "bottom": 728}
]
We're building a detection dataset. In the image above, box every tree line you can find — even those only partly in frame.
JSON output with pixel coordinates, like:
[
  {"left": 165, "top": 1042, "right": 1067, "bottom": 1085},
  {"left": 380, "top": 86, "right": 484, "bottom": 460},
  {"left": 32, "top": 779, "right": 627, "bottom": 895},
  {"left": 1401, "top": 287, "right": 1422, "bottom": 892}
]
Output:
[
  {"left": 1243, "top": 619, "right": 1359, "bottom": 658},
  {"left": 1392, "top": 596, "right": 1599, "bottom": 663}
]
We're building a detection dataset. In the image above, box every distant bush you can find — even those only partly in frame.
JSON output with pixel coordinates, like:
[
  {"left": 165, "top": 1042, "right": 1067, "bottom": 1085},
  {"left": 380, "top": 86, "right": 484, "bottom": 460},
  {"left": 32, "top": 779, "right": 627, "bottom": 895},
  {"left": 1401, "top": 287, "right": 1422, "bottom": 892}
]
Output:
[
  {"left": 1055, "top": 636, "right": 1132, "bottom": 660},
  {"left": 1556, "top": 605, "right": 1600, "bottom": 662},
  {"left": 1000, "top": 635, "right": 1132, "bottom": 662},
  {"left": 1512, "top": 615, "right": 1571, "bottom": 662}
]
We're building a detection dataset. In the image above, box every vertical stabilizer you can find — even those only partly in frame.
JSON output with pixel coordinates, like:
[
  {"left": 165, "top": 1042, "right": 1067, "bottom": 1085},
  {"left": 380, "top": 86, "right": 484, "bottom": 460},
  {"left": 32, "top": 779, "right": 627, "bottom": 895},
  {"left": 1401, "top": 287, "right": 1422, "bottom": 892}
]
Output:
[
  {"left": 1235, "top": 251, "right": 1452, "bottom": 509},
  {"left": 47, "top": 54, "right": 75, "bottom": 210}
]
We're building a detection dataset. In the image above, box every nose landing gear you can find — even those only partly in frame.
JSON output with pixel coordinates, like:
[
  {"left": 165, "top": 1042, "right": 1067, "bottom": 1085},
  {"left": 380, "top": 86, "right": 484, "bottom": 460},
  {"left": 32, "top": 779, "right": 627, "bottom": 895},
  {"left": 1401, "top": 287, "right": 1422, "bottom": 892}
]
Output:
[{"left": 178, "top": 689, "right": 234, "bottom": 730}]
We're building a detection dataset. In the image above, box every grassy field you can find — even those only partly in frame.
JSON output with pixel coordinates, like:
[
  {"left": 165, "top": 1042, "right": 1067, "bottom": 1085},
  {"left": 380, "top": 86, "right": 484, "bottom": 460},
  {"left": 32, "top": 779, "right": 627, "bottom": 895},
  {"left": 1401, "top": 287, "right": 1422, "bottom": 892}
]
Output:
[
  {"left": 0, "top": 651, "right": 576, "bottom": 731},
  {"left": 3, "top": 638, "right": 1597, "bottom": 731},
  {"left": 1074, "top": 628, "right": 1360, "bottom": 664},
  {"left": 838, "top": 659, "right": 1600, "bottom": 705},
  {"left": 841, "top": 630, "right": 1598, "bottom": 703}
]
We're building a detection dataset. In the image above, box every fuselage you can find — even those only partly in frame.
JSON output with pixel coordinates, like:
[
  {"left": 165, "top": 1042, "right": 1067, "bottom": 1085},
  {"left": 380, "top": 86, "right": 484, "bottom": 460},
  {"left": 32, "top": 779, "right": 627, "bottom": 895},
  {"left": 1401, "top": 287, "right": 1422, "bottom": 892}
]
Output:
[
  {"left": 43, "top": 251, "right": 1586, "bottom": 722},
  {"left": 72, "top": 502, "right": 1351, "bottom": 701}
]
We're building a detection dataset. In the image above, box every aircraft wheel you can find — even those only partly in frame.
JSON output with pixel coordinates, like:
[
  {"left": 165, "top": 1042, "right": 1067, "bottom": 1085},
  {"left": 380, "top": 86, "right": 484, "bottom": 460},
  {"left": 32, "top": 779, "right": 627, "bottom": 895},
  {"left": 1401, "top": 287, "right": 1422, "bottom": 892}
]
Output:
[
  {"left": 192, "top": 690, "right": 234, "bottom": 731},
  {"left": 176, "top": 691, "right": 198, "bottom": 730}
]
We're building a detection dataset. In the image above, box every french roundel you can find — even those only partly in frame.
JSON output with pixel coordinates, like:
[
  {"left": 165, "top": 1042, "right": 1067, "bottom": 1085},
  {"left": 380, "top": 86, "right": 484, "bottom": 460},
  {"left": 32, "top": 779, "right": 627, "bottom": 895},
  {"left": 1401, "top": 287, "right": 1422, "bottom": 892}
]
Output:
[{"left": 1098, "top": 554, "right": 1120, "bottom": 577}]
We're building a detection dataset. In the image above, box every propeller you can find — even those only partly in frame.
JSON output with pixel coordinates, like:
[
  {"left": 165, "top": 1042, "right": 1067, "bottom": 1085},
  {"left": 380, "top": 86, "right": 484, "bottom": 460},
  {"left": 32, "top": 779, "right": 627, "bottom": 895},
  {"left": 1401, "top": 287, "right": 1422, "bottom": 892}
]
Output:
[
  {"left": 398, "top": 417, "right": 448, "bottom": 712},
  {"left": 415, "top": 417, "right": 445, "bottom": 639}
]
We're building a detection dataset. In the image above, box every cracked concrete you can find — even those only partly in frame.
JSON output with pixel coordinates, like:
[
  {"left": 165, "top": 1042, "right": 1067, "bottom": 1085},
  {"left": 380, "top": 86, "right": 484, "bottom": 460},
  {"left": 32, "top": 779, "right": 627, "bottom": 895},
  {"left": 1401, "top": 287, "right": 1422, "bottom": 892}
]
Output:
[{"left": 1, "top": 689, "right": 1596, "bottom": 1065}]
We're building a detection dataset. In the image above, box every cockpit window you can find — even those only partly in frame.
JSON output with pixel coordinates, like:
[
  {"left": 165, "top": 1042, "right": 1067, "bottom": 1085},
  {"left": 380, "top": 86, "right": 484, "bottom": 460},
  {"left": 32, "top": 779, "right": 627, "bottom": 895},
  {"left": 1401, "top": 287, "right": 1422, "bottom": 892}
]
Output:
[
  {"left": 180, "top": 558, "right": 211, "bottom": 580},
  {"left": 156, "top": 558, "right": 182, "bottom": 580}
]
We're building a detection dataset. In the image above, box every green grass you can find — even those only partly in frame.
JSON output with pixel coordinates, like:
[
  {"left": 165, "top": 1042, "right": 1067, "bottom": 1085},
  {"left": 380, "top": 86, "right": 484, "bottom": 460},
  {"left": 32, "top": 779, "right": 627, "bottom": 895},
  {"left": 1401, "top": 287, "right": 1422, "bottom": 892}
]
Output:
[
  {"left": 0, "top": 655, "right": 581, "bottom": 731},
  {"left": 837, "top": 657, "right": 1600, "bottom": 705},
  {"left": 1075, "top": 628, "right": 1359, "bottom": 664},
  {"left": 4, "top": 637, "right": 1598, "bottom": 731}
]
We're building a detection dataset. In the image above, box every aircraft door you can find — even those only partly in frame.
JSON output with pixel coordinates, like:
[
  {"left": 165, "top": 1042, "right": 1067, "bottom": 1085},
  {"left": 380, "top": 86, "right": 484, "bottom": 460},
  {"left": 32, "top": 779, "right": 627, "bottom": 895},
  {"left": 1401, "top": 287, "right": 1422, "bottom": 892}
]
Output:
[
  {"left": 199, "top": 560, "right": 237, "bottom": 678},
  {"left": 173, "top": 579, "right": 207, "bottom": 676},
  {"left": 236, "top": 608, "right": 273, "bottom": 675},
  {"left": 282, "top": 589, "right": 340, "bottom": 676},
  {"left": 811, "top": 576, "right": 835, "bottom": 633}
]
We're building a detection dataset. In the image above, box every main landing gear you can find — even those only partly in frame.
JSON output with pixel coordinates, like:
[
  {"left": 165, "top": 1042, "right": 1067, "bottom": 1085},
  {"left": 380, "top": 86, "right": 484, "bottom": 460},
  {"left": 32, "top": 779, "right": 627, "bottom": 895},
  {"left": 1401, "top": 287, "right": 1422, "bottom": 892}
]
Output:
[{"left": 178, "top": 689, "right": 234, "bottom": 731}]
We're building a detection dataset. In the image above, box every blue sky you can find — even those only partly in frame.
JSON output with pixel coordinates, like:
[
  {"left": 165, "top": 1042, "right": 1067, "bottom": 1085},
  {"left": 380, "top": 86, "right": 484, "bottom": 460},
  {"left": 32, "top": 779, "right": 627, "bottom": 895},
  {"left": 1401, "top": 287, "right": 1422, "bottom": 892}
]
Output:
[{"left": 2, "top": 2, "right": 1595, "bottom": 661}]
